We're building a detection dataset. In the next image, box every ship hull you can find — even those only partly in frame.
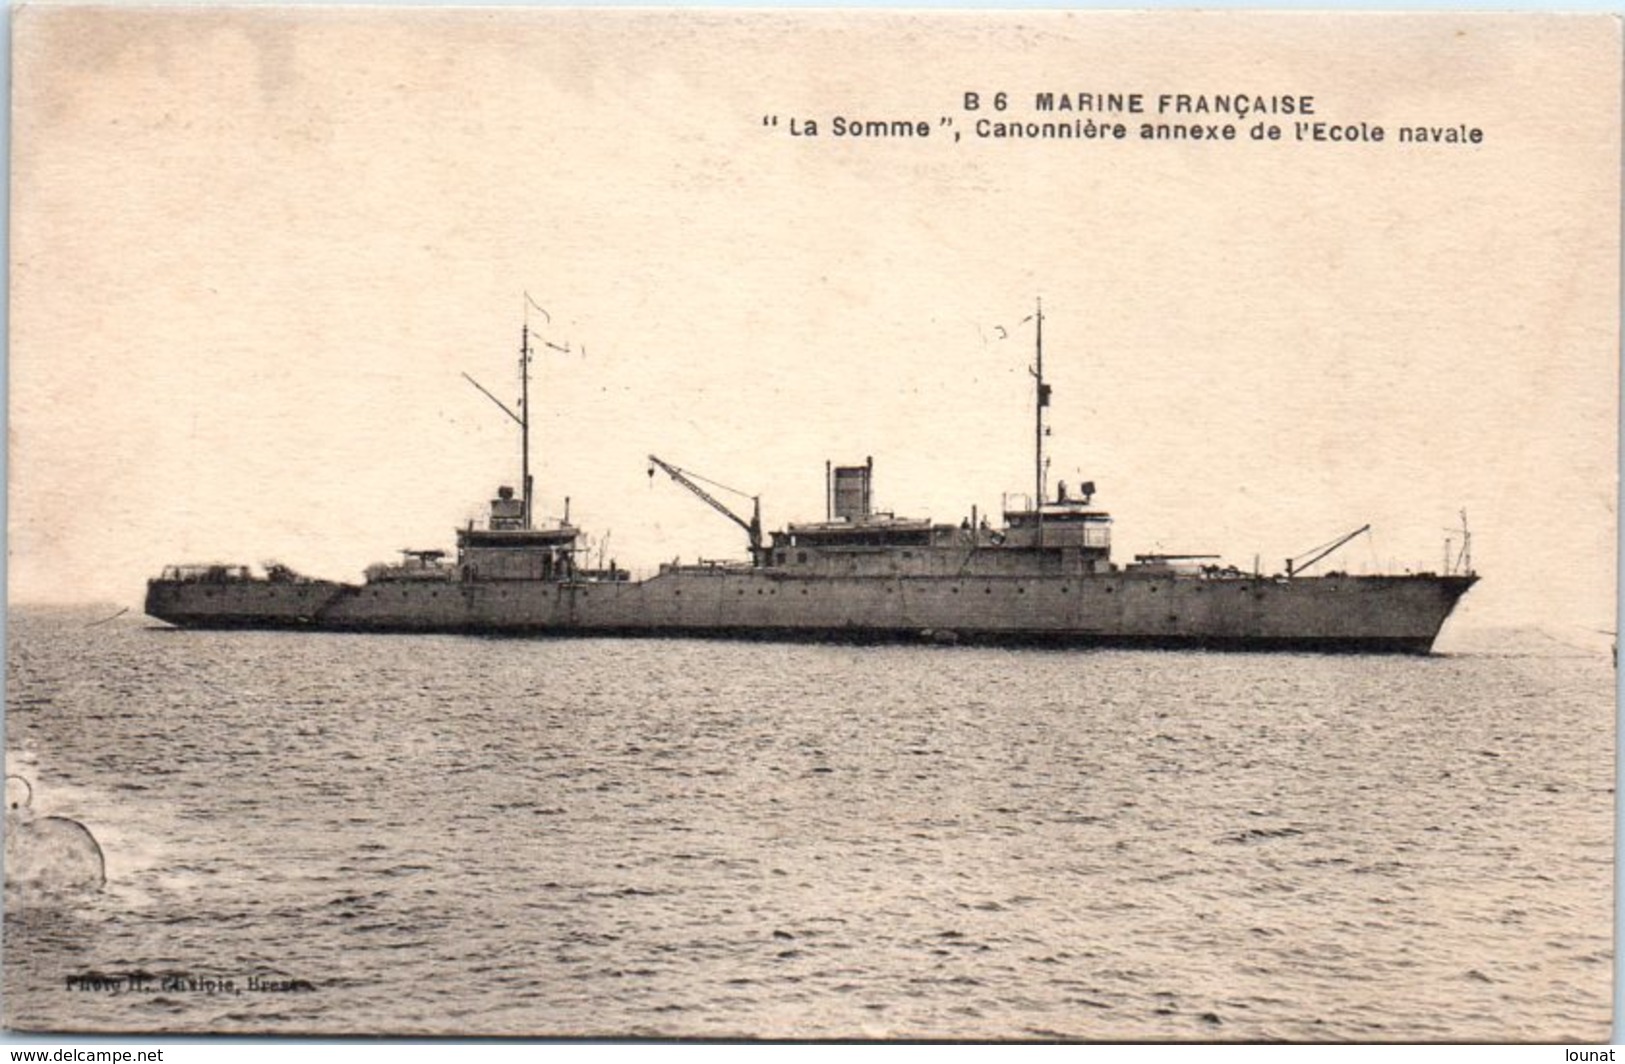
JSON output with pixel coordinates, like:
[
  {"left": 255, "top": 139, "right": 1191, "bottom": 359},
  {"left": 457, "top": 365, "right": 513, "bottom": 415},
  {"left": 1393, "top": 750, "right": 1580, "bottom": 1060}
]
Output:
[{"left": 146, "top": 570, "right": 1477, "bottom": 654}]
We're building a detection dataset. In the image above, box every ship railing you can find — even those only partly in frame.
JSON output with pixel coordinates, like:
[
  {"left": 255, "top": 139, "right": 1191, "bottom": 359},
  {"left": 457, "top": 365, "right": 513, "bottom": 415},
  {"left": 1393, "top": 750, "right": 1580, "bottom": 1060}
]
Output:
[
  {"left": 363, "top": 565, "right": 457, "bottom": 584},
  {"left": 158, "top": 564, "right": 254, "bottom": 584},
  {"left": 657, "top": 559, "right": 755, "bottom": 576},
  {"left": 573, "top": 567, "right": 631, "bottom": 583}
]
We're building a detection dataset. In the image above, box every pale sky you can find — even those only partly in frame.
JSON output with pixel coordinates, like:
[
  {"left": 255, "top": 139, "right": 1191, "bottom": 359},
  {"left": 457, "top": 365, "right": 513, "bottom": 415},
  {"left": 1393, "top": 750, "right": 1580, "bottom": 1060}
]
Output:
[{"left": 9, "top": 9, "right": 1620, "bottom": 633}]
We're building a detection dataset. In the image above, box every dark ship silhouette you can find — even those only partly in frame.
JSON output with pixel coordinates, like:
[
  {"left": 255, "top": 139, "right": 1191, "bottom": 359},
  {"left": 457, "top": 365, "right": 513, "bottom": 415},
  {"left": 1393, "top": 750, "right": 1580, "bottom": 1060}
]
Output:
[{"left": 147, "top": 306, "right": 1477, "bottom": 652}]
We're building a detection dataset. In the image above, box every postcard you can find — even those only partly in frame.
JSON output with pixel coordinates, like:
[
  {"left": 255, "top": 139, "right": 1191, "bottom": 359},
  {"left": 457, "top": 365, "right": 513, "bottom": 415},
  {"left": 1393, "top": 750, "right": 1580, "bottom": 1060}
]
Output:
[{"left": 7, "top": 7, "right": 1618, "bottom": 1042}]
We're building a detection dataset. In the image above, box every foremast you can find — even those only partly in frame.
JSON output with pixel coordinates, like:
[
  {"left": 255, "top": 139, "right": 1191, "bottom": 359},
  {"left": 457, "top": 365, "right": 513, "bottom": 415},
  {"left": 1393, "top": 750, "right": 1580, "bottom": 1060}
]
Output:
[
  {"left": 455, "top": 314, "right": 579, "bottom": 584},
  {"left": 463, "top": 313, "right": 558, "bottom": 529},
  {"left": 460, "top": 320, "right": 541, "bottom": 531},
  {"left": 520, "top": 322, "right": 534, "bottom": 530}
]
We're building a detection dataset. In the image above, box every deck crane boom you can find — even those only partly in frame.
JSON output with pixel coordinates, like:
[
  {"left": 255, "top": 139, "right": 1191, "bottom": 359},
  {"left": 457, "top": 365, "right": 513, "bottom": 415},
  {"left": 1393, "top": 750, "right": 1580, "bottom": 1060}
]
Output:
[
  {"left": 1286, "top": 524, "right": 1371, "bottom": 578},
  {"left": 647, "top": 455, "right": 764, "bottom": 566}
]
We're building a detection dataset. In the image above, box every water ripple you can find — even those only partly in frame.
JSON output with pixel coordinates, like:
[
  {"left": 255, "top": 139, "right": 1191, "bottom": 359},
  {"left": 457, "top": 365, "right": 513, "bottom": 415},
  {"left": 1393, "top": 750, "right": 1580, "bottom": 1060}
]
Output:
[{"left": 3, "top": 609, "right": 1613, "bottom": 1039}]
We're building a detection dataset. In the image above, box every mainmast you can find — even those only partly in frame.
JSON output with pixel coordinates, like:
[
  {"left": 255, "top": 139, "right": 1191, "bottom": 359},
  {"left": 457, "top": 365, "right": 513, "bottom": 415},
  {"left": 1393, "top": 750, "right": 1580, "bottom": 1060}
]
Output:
[{"left": 1032, "top": 298, "right": 1049, "bottom": 512}]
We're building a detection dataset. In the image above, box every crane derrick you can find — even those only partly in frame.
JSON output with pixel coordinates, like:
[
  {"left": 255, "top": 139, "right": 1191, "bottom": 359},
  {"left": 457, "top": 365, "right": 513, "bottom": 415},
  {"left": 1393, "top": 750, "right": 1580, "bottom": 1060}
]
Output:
[
  {"left": 647, "top": 455, "right": 764, "bottom": 566},
  {"left": 1286, "top": 524, "right": 1371, "bottom": 578}
]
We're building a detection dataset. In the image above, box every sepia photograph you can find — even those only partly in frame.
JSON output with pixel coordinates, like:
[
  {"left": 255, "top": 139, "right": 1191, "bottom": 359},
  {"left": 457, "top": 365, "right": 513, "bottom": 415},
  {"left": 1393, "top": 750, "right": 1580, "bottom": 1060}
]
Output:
[{"left": 6, "top": 7, "right": 1619, "bottom": 1042}]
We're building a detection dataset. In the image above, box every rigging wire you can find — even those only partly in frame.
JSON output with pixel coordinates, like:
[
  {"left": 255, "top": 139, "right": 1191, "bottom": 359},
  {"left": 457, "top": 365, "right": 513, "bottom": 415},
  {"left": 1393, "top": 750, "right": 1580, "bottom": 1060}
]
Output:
[{"left": 665, "top": 463, "right": 756, "bottom": 501}]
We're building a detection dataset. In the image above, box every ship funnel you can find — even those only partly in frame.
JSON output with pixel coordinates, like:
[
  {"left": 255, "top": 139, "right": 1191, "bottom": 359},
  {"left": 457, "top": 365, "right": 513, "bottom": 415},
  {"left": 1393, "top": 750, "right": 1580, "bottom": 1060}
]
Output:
[{"left": 832, "top": 458, "right": 873, "bottom": 522}]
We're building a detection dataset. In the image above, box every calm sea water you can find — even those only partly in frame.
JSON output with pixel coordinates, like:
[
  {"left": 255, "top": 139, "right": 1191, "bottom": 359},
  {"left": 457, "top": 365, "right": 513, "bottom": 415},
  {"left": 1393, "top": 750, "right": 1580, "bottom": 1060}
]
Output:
[{"left": 3, "top": 607, "right": 1614, "bottom": 1040}]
